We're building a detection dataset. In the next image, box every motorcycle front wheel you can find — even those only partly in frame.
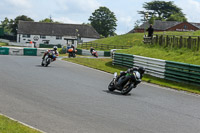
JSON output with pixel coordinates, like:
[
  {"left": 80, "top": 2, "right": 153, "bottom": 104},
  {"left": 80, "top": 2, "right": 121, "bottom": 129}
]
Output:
[
  {"left": 121, "top": 82, "right": 134, "bottom": 95},
  {"left": 41, "top": 60, "right": 44, "bottom": 66},
  {"left": 108, "top": 80, "right": 116, "bottom": 91}
]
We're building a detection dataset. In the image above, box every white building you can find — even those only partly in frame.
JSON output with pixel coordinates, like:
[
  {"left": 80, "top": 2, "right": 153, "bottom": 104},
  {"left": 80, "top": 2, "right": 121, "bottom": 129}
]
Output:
[{"left": 17, "top": 21, "right": 100, "bottom": 47}]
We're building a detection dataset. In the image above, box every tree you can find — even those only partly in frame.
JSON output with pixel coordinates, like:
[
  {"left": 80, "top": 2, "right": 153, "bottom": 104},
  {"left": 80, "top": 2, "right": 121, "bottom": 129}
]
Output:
[
  {"left": 134, "top": 20, "right": 141, "bottom": 29},
  {"left": 139, "top": 1, "right": 187, "bottom": 22},
  {"left": 166, "top": 13, "right": 187, "bottom": 22},
  {"left": 89, "top": 6, "right": 117, "bottom": 37},
  {"left": 11, "top": 15, "right": 34, "bottom": 35},
  {"left": 39, "top": 16, "right": 60, "bottom": 23},
  {"left": 1, "top": 17, "right": 13, "bottom": 34},
  {"left": 39, "top": 18, "right": 53, "bottom": 23}
]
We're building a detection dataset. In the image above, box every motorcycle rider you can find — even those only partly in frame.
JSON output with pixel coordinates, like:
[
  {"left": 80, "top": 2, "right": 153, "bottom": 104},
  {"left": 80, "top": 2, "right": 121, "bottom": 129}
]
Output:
[
  {"left": 71, "top": 44, "right": 76, "bottom": 53},
  {"left": 90, "top": 47, "right": 95, "bottom": 54},
  {"left": 42, "top": 46, "right": 59, "bottom": 61},
  {"left": 116, "top": 66, "right": 145, "bottom": 89}
]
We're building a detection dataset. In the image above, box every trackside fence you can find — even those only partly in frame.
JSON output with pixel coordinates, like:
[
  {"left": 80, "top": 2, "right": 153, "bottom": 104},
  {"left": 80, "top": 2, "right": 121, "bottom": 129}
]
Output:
[
  {"left": 78, "top": 42, "right": 132, "bottom": 50},
  {"left": 112, "top": 52, "right": 200, "bottom": 86},
  {"left": 144, "top": 34, "right": 200, "bottom": 51},
  {"left": 0, "top": 47, "right": 46, "bottom": 56}
]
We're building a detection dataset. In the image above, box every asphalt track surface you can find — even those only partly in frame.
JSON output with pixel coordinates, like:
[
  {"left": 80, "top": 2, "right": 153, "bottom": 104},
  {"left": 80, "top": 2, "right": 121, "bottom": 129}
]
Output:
[{"left": 0, "top": 55, "right": 200, "bottom": 133}]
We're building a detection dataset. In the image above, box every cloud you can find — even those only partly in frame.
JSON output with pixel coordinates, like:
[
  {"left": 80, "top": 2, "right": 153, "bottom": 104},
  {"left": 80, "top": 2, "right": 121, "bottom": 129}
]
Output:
[
  {"left": 54, "top": 0, "right": 100, "bottom": 13},
  {"left": 176, "top": 0, "right": 200, "bottom": 22},
  {"left": 1, "top": 0, "right": 200, "bottom": 35},
  {"left": 2, "top": 0, "right": 31, "bottom": 8},
  {"left": 54, "top": 16, "right": 82, "bottom": 24}
]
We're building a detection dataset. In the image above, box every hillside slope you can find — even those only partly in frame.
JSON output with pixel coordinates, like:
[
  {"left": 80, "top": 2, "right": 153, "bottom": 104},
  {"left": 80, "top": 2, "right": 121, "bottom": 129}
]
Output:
[{"left": 92, "top": 31, "right": 200, "bottom": 65}]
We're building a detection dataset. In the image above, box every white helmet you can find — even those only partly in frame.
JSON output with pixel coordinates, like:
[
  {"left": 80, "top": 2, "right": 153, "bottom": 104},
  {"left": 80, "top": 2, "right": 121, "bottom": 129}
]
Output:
[{"left": 53, "top": 46, "right": 57, "bottom": 50}]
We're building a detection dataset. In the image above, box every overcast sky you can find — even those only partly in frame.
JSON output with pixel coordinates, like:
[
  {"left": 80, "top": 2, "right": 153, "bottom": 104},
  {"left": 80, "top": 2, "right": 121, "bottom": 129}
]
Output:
[{"left": 1, "top": 0, "right": 200, "bottom": 35}]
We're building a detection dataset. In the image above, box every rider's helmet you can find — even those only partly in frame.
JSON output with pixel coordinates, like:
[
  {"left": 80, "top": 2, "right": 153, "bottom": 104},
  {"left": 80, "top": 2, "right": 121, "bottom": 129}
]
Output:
[
  {"left": 53, "top": 46, "right": 57, "bottom": 51},
  {"left": 138, "top": 66, "right": 145, "bottom": 75}
]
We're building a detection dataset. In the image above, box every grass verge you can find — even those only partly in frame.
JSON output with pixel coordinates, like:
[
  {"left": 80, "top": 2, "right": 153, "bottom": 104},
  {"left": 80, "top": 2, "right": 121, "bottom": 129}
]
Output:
[
  {"left": 0, "top": 114, "right": 42, "bottom": 133},
  {"left": 0, "top": 42, "right": 8, "bottom": 46},
  {"left": 62, "top": 57, "right": 200, "bottom": 94}
]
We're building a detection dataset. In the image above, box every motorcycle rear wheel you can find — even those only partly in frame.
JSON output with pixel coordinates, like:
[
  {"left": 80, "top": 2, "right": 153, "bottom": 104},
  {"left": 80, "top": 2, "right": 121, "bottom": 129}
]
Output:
[{"left": 108, "top": 80, "right": 115, "bottom": 91}]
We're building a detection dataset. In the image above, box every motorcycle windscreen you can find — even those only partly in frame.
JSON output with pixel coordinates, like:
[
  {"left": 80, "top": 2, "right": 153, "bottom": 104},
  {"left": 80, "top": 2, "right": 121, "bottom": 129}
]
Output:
[{"left": 114, "top": 72, "right": 117, "bottom": 78}]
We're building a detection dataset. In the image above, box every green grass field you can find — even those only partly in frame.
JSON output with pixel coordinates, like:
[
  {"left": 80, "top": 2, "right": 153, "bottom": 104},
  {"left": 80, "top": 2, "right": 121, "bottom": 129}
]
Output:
[
  {"left": 0, "top": 42, "right": 8, "bottom": 46},
  {"left": 0, "top": 114, "right": 41, "bottom": 133},
  {"left": 90, "top": 31, "right": 200, "bottom": 65}
]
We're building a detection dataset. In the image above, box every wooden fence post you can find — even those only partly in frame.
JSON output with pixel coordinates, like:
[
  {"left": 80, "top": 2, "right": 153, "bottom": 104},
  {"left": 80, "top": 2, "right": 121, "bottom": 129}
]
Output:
[
  {"left": 159, "top": 35, "right": 162, "bottom": 46},
  {"left": 155, "top": 35, "right": 158, "bottom": 45},
  {"left": 198, "top": 36, "right": 200, "bottom": 51},
  {"left": 194, "top": 38, "right": 198, "bottom": 51},
  {"left": 166, "top": 35, "right": 169, "bottom": 47},
  {"left": 172, "top": 36, "right": 175, "bottom": 48},
  {"left": 188, "top": 36, "right": 192, "bottom": 49},
  {"left": 179, "top": 36, "right": 183, "bottom": 48}
]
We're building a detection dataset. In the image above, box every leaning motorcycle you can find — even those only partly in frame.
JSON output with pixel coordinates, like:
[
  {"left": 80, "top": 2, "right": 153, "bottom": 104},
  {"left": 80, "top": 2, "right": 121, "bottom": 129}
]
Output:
[
  {"left": 68, "top": 48, "right": 77, "bottom": 58},
  {"left": 108, "top": 71, "right": 142, "bottom": 95},
  {"left": 41, "top": 52, "right": 55, "bottom": 67},
  {"left": 91, "top": 50, "right": 98, "bottom": 58}
]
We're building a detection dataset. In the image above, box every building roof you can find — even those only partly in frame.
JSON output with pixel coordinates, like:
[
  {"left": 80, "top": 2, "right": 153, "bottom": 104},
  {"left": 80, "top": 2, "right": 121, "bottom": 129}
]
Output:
[
  {"left": 190, "top": 23, "right": 200, "bottom": 29},
  {"left": 17, "top": 21, "right": 100, "bottom": 39},
  {"left": 138, "top": 20, "right": 182, "bottom": 30}
]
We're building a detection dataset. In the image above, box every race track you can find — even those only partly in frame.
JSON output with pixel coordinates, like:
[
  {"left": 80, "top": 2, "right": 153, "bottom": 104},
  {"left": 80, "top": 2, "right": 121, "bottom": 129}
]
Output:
[{"left": 0, "top": 55, "right": 200, "bottom": 133}]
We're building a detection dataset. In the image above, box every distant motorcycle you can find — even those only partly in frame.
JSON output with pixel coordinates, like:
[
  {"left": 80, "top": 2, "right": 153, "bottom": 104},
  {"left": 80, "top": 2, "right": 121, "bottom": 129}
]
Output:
[
  {"left": 108, "top": 67, "right": 145, "bottom": 95},
  {"left": 91, "top": 50, "right": 98, "bottom": 58},
  {"left": 68, "top": 48, "right": 77, "bottom": 58},
  {"left": 41, "top": 52, "right": 56, "bottom": 67}
]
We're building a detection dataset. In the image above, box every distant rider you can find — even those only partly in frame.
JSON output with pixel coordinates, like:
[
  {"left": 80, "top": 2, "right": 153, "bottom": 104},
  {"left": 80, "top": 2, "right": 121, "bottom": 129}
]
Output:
[
  {"left": 42, "top": 46, "right": 59, "bottom": 61},
  {"left": 116, "top": 66, "right": 145, "bottom": 89},
  {"left": 90, "top": 47, "right": 95, "bottom": 54},
  {"left": 71, "top": 44, "right": 76, "bottom": 53}
]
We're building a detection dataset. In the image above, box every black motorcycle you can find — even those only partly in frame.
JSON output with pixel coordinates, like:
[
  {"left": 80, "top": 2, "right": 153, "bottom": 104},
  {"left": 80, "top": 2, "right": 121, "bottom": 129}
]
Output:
[
  {"left": 68, "top": 48, "right": 77, "bottom": 58},
  {"left": 41, "top": 52, "right": 56, "bottom": 67},
  {"left": 68, "top": 51, "right": 76, "bottom": 58},
  {"left": 108, "top": 70, "right": 142, "bottom": 95}
]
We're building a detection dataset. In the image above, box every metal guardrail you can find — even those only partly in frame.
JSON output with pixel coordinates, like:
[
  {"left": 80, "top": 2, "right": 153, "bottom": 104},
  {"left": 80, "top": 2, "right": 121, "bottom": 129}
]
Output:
[
  {"left": 0, "top": 47, "right": 46, "bottom": 56},
  {"left": 133, "top": 55, "right": 166, "bottom": 79},
  {"left": 112, "top": 53, "right": 133, "bottom": 68},
  {"left": 165, "top": 61, "right": 200, "bottom": 85},
  {"left": 113, "top": 52, "right": 200, "bottom": 86}
]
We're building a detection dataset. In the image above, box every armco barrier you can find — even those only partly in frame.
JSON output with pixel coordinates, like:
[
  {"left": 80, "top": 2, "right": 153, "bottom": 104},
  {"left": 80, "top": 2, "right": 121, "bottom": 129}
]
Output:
[
  {"left": 0, "top": 47, "right": 9, "bottom": 55},
  {"left": 165, "top": 61, "right": 200, "bottom": 85},
  {"left": 112, "top": 52, "right": 200, "bottom": 86},
  {"left": 9, "top": 47, "right": 23, "bottom": 55},
  {"left": 0, "top": 47, "right": 47, "bottom": 56},
  {"left": 133, "top": 55, "right": 166, "bottom": 79},
  {"left": 76, "top": 49, "right": 82, "bottom": 55},
  {"left": 113, "top": 53, "right": 133, "bottom": 68},
  {"left": 24, "top": 48, "right": 37, "bottom": 56},
  {"left": 76, "top": 49, "right": 110, "bottom": 57},
  {"left": 37, "top": 49, "right": 46, "bottom": 56}
]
